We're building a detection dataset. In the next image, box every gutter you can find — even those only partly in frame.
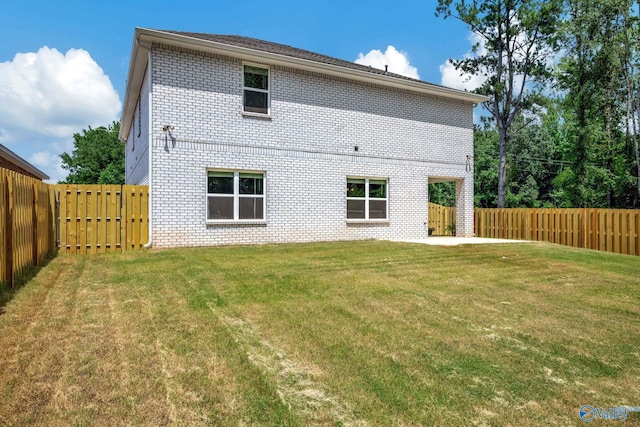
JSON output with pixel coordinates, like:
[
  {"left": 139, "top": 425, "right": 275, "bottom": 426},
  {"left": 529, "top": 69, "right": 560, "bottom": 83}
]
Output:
[
  {"left": 119, "top": 39, "right": 153, "bottom": 248},
  {"left": 144, "top": 49, "right": 153, "bottom": 248}
]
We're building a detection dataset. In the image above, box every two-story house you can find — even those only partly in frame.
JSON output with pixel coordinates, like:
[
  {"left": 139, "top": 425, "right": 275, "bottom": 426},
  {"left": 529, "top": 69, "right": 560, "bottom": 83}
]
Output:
[{"left": 119, "top": 28, "right": 485, "bottom": 247}]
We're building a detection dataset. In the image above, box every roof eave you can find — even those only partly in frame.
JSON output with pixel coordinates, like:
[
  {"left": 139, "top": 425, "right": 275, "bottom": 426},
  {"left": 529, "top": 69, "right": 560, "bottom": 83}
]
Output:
[
  {"left": 0, "top": 144, "right": 49, "bottom": 180},
  {"left": 119, "top": 32, "right": 151, "bottom": 141}
]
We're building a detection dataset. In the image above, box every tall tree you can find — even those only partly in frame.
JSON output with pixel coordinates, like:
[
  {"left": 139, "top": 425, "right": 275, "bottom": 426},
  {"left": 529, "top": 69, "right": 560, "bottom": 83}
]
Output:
[
  {"left": 622, "top": 0, "right": 640, "bottom": 199},
  {"left": 472, "top": 106, "right": 563, "bottom": 208},
  {"left": 556, "top": 0, "right": 640, "bottom": 208},
  {"left": 436, "top": 0, "right": 562, "bottom": 207},
  {"left": 507, "top": 104, "right": 564, "bottom": 207},
  {"left": 473, "top": 120, "right": 500, "bottom": 207},
  {"left": 60, "top": 121, "right": 124, "bottom": 185}
]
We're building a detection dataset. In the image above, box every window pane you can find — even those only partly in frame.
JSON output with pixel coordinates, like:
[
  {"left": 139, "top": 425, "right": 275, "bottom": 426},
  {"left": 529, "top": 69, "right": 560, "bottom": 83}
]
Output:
[
  {"left": 369, "top": 180, "right": 387, "bottom": 198},
  {"left": 208, "top": 174, "right": 233, "bottom": 194},
  {"left": 244, "top": 66, "right": 268, "bottom": 90},
  {"left": 239, "top": 197, "right": 264, "bottom": 220},
  {"left": 239, "top": 174, "right": 264, "bottom": 195},
  {"left": 346, "top": 179, "right": 365, "bottom": 197},
  {"left": 369, "top": 200, "right": 387, "bottom": 219},
  {"left": 244, "top": 90, "right": 268, "bottom": 114},
  {"left": 208, "top": 171, "right": 234, "bottom": 177},
  {"left": 208, "top": 196, "right": 234, "bottom": 220},
  {"left": 347, "top": 200, "right": 366, "bottom": 219}
]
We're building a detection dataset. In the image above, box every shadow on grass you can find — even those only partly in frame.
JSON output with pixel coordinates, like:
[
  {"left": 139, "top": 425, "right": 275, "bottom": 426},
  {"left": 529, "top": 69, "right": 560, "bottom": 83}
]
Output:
[{"left": 0, "top": 251, "right": 58, "bottom": 315}]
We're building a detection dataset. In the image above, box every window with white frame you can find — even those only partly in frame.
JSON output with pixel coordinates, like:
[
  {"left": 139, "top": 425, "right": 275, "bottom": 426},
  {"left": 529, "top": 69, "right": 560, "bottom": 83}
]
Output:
[
  {"left": 243, "top": 65, "right": 269, "bottom": 114},
  {"left": 207, "top": 171, "right": 265, "bottom": 221},
  {"left": 346, "top": 178, "right": 388, "bottom": 220}
]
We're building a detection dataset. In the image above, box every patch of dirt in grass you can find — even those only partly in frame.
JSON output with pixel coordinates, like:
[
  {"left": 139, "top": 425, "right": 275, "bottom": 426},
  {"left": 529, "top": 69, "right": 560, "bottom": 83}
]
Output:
[
  {"left": 543, "top": 367, "right": 567, "bottom": 385},
  {"left": 210, "top": 304, "right": 369, "bottom": 426}
]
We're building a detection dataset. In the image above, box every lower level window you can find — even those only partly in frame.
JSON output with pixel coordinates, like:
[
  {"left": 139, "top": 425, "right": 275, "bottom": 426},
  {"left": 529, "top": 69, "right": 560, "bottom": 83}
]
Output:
[
  {"left": 346, "top": 177, "right": 387, "bottom": 220},
  {"left": 207, "top": 171, "right": 264, "bottom": 221}
]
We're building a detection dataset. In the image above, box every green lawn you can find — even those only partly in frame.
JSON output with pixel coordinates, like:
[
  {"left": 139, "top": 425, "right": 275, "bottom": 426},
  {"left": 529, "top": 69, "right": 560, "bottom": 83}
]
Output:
[{"left": 1, "top": 241, "right": 639, "bottom": 426}]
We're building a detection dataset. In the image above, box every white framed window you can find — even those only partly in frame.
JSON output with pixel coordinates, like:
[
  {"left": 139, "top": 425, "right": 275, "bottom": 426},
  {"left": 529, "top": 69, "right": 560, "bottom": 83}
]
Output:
[
  {"left": 346, "top": 177, "right": 388, "bottom": 220},
  {"left": 207, "top": 170, "right": 265, "bottom": 221},
  {"left": 243, "top": 64, "right": 269, "bottom": 115}
]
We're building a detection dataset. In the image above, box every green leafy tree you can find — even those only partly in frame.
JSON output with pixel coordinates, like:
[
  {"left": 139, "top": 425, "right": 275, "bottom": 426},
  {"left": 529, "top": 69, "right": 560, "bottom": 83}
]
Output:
[
  {"left": 59, "top": 121, "right": 124, "bottom": 185},
  {"left": 428, "top": 182, "right": 457, "bottom": 206},
  {"left": 473, "top": 121, "right": 500, "bottom": 207},
  {"left": 556, "top": 0, "right": 640, "bottom": 208},
  {"left": 436, "top": 0, "right": 563, "bottom": 207},
  {"left": 472, "top": 105, "right": 565, "bottom": 208},
  {"left": 621, "top": 0, "right": 640, "bottom": 202},
  {"left": 506, "top": 104, "right": 564, "bottom": 207}
]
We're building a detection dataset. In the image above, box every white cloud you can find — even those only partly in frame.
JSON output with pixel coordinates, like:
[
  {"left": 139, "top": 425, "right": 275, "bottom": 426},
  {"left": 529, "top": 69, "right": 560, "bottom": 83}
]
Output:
[
  {"left": 29, "top": 143, "right": 70, "bottom": 183},
  {"left": 440, "top": 32, "right": 489, "bottom": 91},
  {"left": 355, "top": 45, "right": 420, "bottom": 80},
  {"left": 0, "top": 46, "right": 121, "bottom": 182}
]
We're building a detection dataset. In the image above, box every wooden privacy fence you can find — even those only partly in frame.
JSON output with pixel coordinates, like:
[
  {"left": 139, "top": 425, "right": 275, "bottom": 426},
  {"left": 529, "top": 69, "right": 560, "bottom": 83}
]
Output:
[
  {"left": 1, "top": 168, "right": 57, "bottom": 285},
  {"left": 474, "top": 208, "right": 640, "bottom": 256},
  {"left": 55, "top": 185, "right": 148, "bottom": 254},
  {"left": 428, "top": 203, "right": 640, "bottom": 256},
  {"left": 428, "top": 202, "right": 456, "bottom": 235},
  {"left": 1, "top": 167, "right": 149, "bottom": 286}
]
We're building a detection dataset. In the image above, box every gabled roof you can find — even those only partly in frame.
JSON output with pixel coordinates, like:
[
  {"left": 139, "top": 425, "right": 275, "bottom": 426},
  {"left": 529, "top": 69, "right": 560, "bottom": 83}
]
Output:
[
  {"left": 161, "top": 31, "right": 435, "bottom": 85},
  {"left": 120, "top": 27, "right": 487, "bottom": 140},
  {"left": 0, "top": 144, "right": 49, "bottom": 181}
]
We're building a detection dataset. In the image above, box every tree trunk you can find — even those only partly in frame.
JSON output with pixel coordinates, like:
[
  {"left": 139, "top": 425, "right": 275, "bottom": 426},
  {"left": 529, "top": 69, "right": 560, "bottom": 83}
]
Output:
[
  {"left": 497, "top": 125, "right": 508, "bottom": 208},
  {"left": 624, "top": 64, "right": 638, "bottom": 199},
  {"left": 605, "top": 100, "right": 613, "bottom": 207},
  {"left": 630, "top": 0, "right": 640, "bottom": 196},
  {"left": 636, "top": 90, "right": 640, "bottom": 197}
]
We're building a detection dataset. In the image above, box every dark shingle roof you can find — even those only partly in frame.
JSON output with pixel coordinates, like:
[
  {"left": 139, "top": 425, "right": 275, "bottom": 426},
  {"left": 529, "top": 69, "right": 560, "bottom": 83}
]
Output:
[{"left": 158, "top": 30, "right": 439, "bottom": 88}]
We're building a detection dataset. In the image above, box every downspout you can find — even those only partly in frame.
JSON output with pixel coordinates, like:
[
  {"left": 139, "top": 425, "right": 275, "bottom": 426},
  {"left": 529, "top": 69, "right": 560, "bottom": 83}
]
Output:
[{"left": 143, "top": 46, "right": 153, "bottom": 247}]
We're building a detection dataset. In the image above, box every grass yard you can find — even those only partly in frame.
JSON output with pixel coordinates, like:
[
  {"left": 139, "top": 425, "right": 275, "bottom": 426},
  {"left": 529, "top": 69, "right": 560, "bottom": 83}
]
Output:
[{"left": 0, "top": 241, "right": 639, "bottom": 426}]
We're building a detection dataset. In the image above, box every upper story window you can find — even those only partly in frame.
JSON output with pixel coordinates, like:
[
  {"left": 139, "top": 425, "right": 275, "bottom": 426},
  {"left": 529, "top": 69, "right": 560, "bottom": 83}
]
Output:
[
  {"left": 243, "top": 65, "right": 269, "bottom": 115},
  {"left": 207, "top": 170, "right": 265, "bottom": 221},
  {"left": 346, "top": 178, "right": 388, "bottom": 220}
]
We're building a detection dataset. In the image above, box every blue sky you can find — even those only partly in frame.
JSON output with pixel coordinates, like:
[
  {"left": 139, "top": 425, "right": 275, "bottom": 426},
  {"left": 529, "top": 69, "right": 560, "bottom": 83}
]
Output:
[{"left": 0, "top": 0, "right": 478, "bottom": 182}]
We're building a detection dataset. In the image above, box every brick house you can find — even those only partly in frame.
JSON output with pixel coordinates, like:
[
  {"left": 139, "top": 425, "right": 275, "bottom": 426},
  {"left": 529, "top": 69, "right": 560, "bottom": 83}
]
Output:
[
  {"left": 119, "top": 28, "right": 485, "bottom": 247},
  {"left": 0, "top": 144, "right": 49, "bottom": 181}
]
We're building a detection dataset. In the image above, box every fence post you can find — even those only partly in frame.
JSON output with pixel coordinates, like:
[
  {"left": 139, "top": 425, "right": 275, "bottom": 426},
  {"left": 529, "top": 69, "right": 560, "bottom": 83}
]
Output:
[
  {"left": 58, "top": 185, "right": 68, "bottom": 254},
  {"left": 0, "top": 173, "right": 5, "bottom": 284},
  {"left": 6, "top": 174, "right": 14, "bottom": 286},
  {"left": 121, "top": 185, "right": 128, "bottom": 251},
  {"left": 32, "top": 182, "right": 38, "bottom": 267},
  {"left": 52, "top": 187, "right": 58, "bottom": 254}
]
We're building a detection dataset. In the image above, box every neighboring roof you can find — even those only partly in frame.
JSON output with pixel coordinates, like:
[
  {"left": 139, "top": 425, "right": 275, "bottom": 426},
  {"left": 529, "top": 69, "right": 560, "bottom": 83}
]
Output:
[
  {"left": 120, "top": 27, "right": 488, "bottom": 139},
  {"left": 0, "top": 144, "right": 49, "bottom": 181}
]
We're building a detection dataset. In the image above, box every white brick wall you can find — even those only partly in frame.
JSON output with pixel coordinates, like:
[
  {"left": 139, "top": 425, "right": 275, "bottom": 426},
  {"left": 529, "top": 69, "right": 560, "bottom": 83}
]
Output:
[
  {"left": 147, "top": 44, "right": 475, "bottom": 247},
  {"left": 125, "top": 68, "right": 150, "bottom": 185}
]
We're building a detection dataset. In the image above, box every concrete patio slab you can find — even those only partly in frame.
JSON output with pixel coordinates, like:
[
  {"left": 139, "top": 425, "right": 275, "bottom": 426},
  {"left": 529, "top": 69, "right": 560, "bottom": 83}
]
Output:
[{"left": 387, "top": 237, "right": 531, "bottom": 246}]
